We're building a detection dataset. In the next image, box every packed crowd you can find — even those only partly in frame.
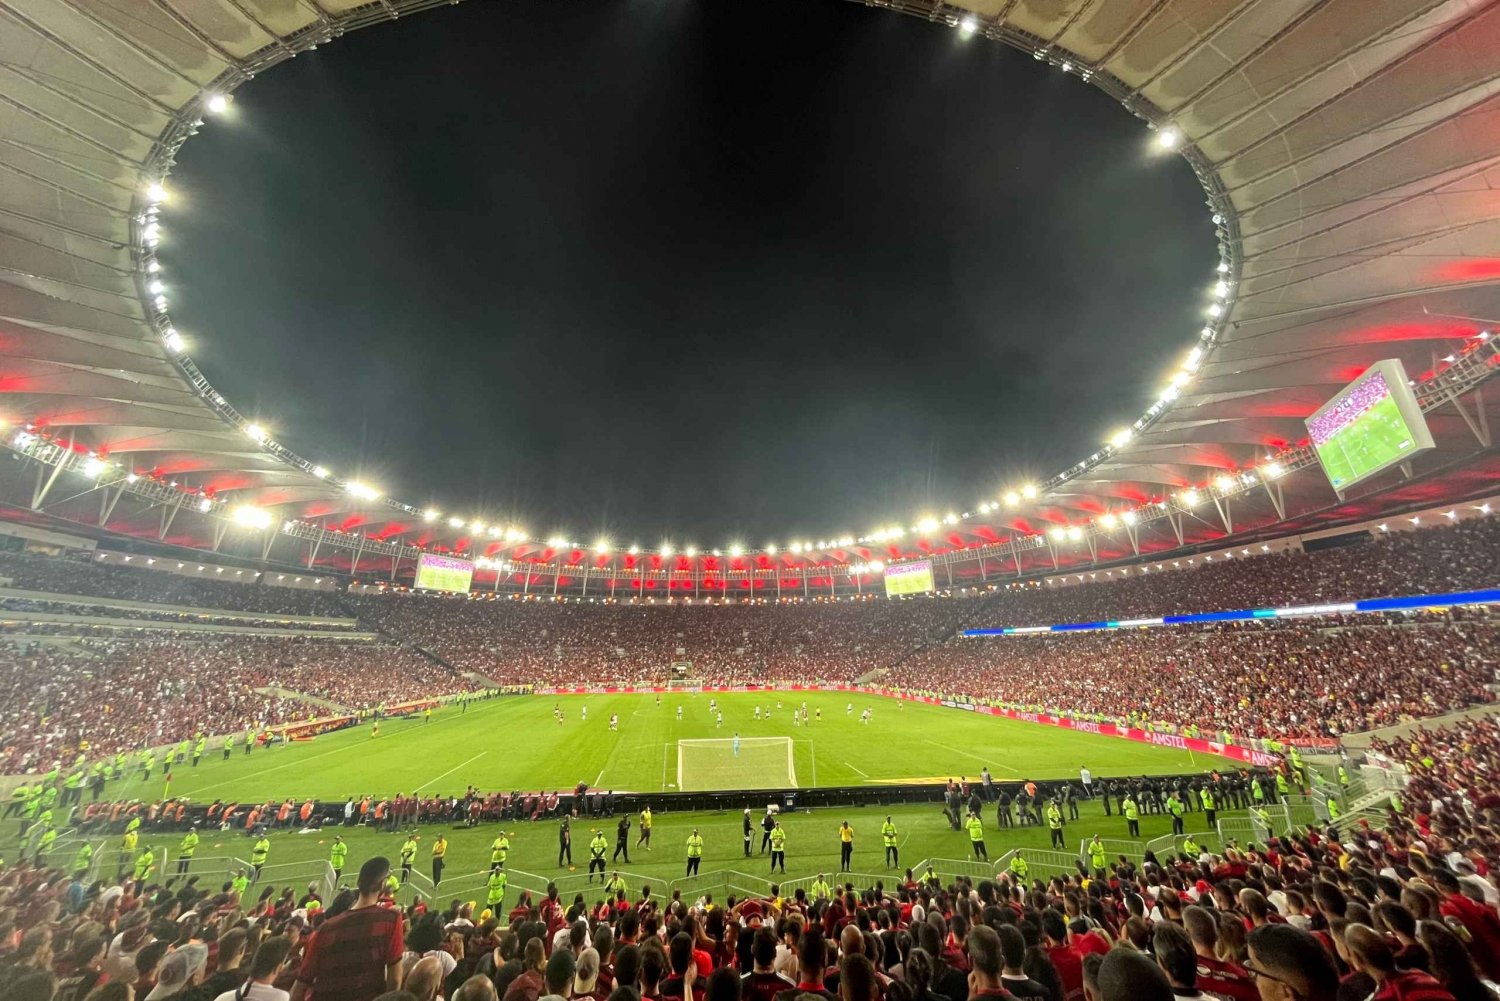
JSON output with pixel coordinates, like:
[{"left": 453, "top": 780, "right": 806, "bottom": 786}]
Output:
[
  {"left": 4, "top": 785, "right": 1500, "bottom": 1001},
  {"left": 347, "top": 597, "right": 977, "bottom": 688},
  {"left": 0, "top": 514, "right": 1496, "bottom": 774},
  {"left": 0, "top": 553, "right": 347, "bottom": 618},
  {"left": 889, "top": 617, "right": 1500, "bottom": 740},
  {"left": 0, "top": 638, "right": 478, "bottom": 774},
  {"left": 0, "top": 597, "right": 357, "bottom": 634},
  {"left": 979, "top": 517, "right": 1500, "bottom": 627}
]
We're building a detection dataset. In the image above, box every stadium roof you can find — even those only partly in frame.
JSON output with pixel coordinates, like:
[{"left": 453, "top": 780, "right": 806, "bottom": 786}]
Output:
[{"left": 1, "top": 0, "right": 1498, "bottom": 583}]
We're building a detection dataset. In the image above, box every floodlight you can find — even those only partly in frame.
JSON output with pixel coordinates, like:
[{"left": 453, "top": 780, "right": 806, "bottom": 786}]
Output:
[
  {"left": 958, "top": 16, "right": 978, "bottom": 35},
  {"left": 146, "top": 183, "right": 168, "bottom": 203},
  {"left": 345, "top": 482, "right": 379, "bottom": 501},
  {"left": 1156, "top": 127, "right": 1181, "bottom": 149},
  {"left": 1003, "top": 491, "right": 1020, "bottom": 506},
  {"left": 1121, "top": 509, "right": 1138, "bottom": 525},
  {"left": 1215, "top": 475, "right": 1235, "bottom": 492},
  {"left": 1109, "top": 428, "right": 1132, "bottom": 448},
  {"left": 917, "top": 517, "right": 940, "bottom": 533},
  {"left": 312, "top": 465, "right": 329, "bottom": 479},
  {"left": 205, "top": 93, "right": 230, "bottom": 114},
  {"left": 197, "top": 498, "right": 213, "bottom": 512},
  {"left": 1021, "top": 484, "right": 1038, "bottom": 499},
  {"left": 1181, "top": 489, "right": 1200, "bottom": 507},
  {"left": 232, "top": 505, "right": 273, "bottom": 529},
  {"left": 423, "top": 509, "right": 439, "bottom": 522},
  {"left": 1066, "top": 526, "right": 1083, "bottom": 541}
]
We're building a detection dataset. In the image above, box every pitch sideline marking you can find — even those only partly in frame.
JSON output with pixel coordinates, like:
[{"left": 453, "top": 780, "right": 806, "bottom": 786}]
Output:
[
  {"left": 180, "top": 700, "right": 514, "bottom": 798},
  {"left": 922, "top": 738, "right": 1019, "bottom": 773},
  {"left": 415, "top": 750, "right": 488, "bottom": 792}
]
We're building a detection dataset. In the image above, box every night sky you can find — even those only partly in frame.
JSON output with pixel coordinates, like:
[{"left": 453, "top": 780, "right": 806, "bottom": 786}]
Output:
[{"left": 166, "top": 0, "right": 1213, "bottom": 549}]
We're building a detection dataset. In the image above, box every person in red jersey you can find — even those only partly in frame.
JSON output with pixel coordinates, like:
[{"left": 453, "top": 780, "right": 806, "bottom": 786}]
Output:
[
  {"left": 291, "top": 856, "right": 404, "bottom": 1001},
  {"left": 741, "top": 928, "right": 795, "bottom": 1001},
  {"left": 1183, "top": 907, "right": 1258, "bottom": 1001},
  {"left": 1041, "top": 911, "right": 1083, "bottom": 1001}
]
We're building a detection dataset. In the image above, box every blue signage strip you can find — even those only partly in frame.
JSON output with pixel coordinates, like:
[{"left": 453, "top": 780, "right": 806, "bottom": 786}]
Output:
[{"left": 961, "top": 587, "right": 1500, "bottom": 638}]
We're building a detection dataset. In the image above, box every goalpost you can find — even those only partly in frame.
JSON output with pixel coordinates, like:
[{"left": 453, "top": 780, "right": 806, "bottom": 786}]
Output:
[{"left": 676, "top": 737, "right": 797, "bottom": 792}]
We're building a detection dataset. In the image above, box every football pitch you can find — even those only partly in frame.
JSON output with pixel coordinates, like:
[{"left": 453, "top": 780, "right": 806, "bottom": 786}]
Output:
[
  {"left": 1316, "top": 392, "right": 1415, "bottom": 488},
  {"left": 105, "top": 692, "right": 1230, "bottom": 803},
  {"left": 4, "top": 694, "right": 1260, "bottom": 906}
]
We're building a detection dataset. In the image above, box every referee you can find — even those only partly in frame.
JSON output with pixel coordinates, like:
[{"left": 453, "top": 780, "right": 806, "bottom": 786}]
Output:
[{"left": 837, "top": 820, "right": 854, "bottom": 872}]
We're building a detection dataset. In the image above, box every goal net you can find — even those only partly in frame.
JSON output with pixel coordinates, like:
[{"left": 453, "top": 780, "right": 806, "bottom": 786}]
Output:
[{"left": 677, "top": 737, "right": 796, "bottom": 792}]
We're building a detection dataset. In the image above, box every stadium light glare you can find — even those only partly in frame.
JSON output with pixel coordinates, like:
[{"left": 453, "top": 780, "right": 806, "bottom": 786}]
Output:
[
  {"left": 146, "top": 182, "right": 168, "bottom": 203},
  {"left": 1109, "top": 428, "right": 1132, "bottom": 448},
  {"left": 1170, "top": 371, "right": 1191, "bottom": 388},
  {"left": 163, "top": 329, "right": 185, "bottom": 353},
  {"left": 205, "top": 93, "right": 230, "bottom": 114},
  {"left": 660, "top": 543, "right": 674, "bottom": 557},
  {"left": 628, "top": 545, "right": 639, "bottom": 555},
  {"left": 1161, "top": 385, "right": 1180, "bottom": 403},
  {"left": 1156, "top": 127, "right": 1181, "bottom": 150},
  {"left": 1208, "top": 302, "right": 1223, "bottom": 317},
  {"left": 231, "top": 505, "right": 272, "bottom": 529},
  {"left": 868, "top": 560, "right": 884, "bottom": 572},
  {"left": 958, "top": 15, "right": 978, "bottom": 35},
  {"left": 1217, "top": 261, "right": 1229, "bottom": 273},
  {"left": 311, "top": 465, "right": 329, "bottom": 479},
  {"left": 1181, "top": 489, "right": 1200, "bottom": 507},
  {"left": 148, "top": 280, "right": 165, "bottom": 295},
  {"left": 1215, "top": 475, "right": 1235, "bottom": 492},
  {"left": 729, "top": 544, "right": 743, "bottom": 557},
  {"left": 765, "top": 544, "right": 777, "bottom": 555},
  {"left": 447, "top": 517, "right": 463, "bottom": 529},
  {"left": 244, "top": 423, "right": 267, "bottom": 443},
  {"left": 125, "top": 472, "right": 139, "bottom": 483},
  {"left": 1262, "top": 461, "right": 1285, "bottom": 480},
  {"left": 1066, "top": 526, "right": 1083, "bottom": 541},
  {"left": 197, "top": 498, "right": 213, "bottom": 513},
  {"left": 546, "top": 536, "right": 567, "bottom": 548},
  {"left": 1001, "top": 491, "right": 1019, "bottom": 506},
  {"left": 1213, "top": 280, "right": 1230, "bottom": 297},
  {"left": 917, "top": 517, "right": 940, "bottom": 533},
  {"left": 345, "top": 482, "right": 379, "bottom": 501},
  {"left": 595, "top": 538, "right": 611, "bottom": 554},
  {"left": 1048, "top": 527, "right": 1066, "bottom": 542},
  {"left": 422, "top": 509, "right": 439, "bottom": 522},
  {"left": 1099, "top": 513, "right": 1117, "bottom": 529},
  {"left": 1121, "top": 509, "right": 1138, "bottom": 525},
  {"left": 684, "top": 546, "right": 698, "bottom": 557},
  {"left": 470, "top": 520, "right": 486, "bottom": 533},
  {"left": 1021, "top": 484, "right": 1039, "bottom": 499},
  {"left": 82, "top": 456, "right": 106, "bottom": 478},
  {"left": 790, "top": 542, "right": 802, "bottom": 554}
]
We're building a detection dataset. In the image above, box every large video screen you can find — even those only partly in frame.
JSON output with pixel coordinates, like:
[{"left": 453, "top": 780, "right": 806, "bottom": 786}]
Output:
[
  {"left": 1306, "top": 358, "right": 1434, "bottom": 494},
  {"left": 884, "top": 559, "right": 935, "bottom": 597},
  {"left": 415, "top": 553, "right": 474, "bottom": 593}
]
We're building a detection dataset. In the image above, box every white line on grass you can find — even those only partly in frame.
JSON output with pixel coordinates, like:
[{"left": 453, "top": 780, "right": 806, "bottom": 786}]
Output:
[
  {"left": 844, "top": 761, "right": 869, "bottom": 778},
  {"left": 922, "top": 738, "right": 1018, "bottom": 773},
  {"left": 415, "top": 750, "right": 488, "bottom": 792}
]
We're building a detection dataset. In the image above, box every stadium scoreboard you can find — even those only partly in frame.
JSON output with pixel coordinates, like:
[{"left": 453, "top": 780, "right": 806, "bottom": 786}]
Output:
[
  {"left": 1306, "top": 358, "right": 1433, "bottom": 496},
  {"left": 415, "top": 553, "right": 475, "bottom": 593},
  {"left": 884, "top": 558, "right": 935, "bottom": 596}
]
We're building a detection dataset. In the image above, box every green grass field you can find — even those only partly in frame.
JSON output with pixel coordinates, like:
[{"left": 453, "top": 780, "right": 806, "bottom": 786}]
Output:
[
  {"left": 1316, "top": 392, "right": 1417, "bottom": 488},
  {"left": 100, "top": 692, "right": 1229, "bottom": 802},
  {"left": 2, "top": 695, "right": 1257, "bottom": 910}
]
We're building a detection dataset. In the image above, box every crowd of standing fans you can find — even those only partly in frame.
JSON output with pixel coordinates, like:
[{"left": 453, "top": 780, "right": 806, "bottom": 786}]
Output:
[{"left": 4, "top": 754, "right": 1500, "bottom": 1001}]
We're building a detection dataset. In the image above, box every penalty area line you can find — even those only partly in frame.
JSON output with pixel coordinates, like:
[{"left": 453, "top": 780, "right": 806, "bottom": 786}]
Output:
[
  {"left": 415, "top": 750, "right": 488, "bottom": 792},
  {"left": 922, "top": 738, "right": 1017, "bottom": 773},
  {"left": 844, "top": 761, "right": 869, "bottom": 778}
]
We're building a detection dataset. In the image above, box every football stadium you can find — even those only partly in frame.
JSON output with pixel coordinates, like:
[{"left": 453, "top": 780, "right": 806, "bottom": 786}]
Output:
[{"left": 1, "top": 2, "right": 1500, "bottom": 1001}]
